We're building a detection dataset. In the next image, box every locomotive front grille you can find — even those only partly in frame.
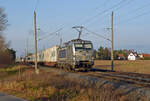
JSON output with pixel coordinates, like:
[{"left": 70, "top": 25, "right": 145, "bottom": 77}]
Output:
[
  {"left": 75, "top": 56, "right": 91, "bottom": 61},
  {"left": 75, "top": 51, "right": 92, "bottom": 61}
]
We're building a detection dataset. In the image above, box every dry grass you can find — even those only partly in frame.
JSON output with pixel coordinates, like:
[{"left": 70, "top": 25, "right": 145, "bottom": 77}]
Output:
[
  {"left": 94, "top": 60, "right": 150, "bottom": 74},
  {"left": 0, "top": 65, "right": 149, "bottom": 101},
  {"left": 0, "top": 71, "right": 125, "bottom": 101},
  {"left": 0, "top": 69, "right": 82, "bottom": 101},
  {"left": 0, "top": 65, "right": 30, "bottom": 81}
]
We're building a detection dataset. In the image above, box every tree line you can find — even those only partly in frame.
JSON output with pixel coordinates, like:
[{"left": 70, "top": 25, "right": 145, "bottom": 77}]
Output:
[
  {"left": 0, "top": 8, "right": 16, "bottom": 67},
  {"left": 96, "top": 46, "right": 134, "bottom": 60}
]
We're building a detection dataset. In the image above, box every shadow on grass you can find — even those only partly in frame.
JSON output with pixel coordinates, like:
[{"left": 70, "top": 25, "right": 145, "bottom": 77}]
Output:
[
  {"left": 78, "top": 68, "right": 114, "bottom": 73},
  {"left": 7, "top": 70, "right": 18, "bottom": 75},
  {"left": 90, "top": 68, "right": 113, "bottom": 72}
]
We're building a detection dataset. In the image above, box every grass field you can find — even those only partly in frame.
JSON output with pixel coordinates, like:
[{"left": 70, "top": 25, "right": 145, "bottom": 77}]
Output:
[
  {"left": 94, "top": 60, "right": 150, "bottom": 74},
  {"left": 0, "top": 65, "right": 148, "bottom": 101},
  {"left": 0, "top": 63, "right": 150, "bottom": 101},
  {"left": 0, "top": 65, "right": 123, "bottom": 101}
]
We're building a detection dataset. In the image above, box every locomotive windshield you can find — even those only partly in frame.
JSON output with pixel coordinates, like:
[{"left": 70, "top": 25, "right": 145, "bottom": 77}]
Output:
[
  {"left": 75, "top": 43, "right": 92, "bottom": 51},
  {"left": 75, "top": 43, "right": 83, "bottom": 51},
  {"left": 84, "top": 43, "right": 92, "bottom": 50}
]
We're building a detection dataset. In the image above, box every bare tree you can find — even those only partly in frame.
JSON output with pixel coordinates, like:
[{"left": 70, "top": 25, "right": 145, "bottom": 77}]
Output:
[
  {"left": 0, "top": 8, "right": 7, "bottom": 32},
  {"left": 0, "top": 8, "right": 8, "bottom": 51},
  {"left": 0, "top": 7, "right": 11, "bottom": 67}
]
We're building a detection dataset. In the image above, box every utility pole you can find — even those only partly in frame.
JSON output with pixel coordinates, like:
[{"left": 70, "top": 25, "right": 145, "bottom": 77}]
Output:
[
  {"left": 34, "top": 11, "right": 39, "bottom": 74},
  {"left": 26, "top": 38, "right": 29, "bottom": 56},
  {"left": 25, "top": 38, "right": 29, "bottom": 61},
  {"left": 111, "top": 11, "right": 114, "bottom": 71},
  {"left": 72, "top": 26, "right": 84, "bottom": 39}
]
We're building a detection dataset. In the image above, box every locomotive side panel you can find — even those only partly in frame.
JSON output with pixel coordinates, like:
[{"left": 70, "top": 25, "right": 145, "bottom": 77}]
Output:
[
  {"left": 66, "top": 45, "right": 74, "bottom": 66},
  {"left": 57, "top": 48, "right": 67, "bottom": 63}
]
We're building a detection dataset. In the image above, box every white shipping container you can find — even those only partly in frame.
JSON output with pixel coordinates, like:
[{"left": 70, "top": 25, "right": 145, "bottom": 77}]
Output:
[{"left": 42, "top": 45, "right": 59, "bottom": 62}]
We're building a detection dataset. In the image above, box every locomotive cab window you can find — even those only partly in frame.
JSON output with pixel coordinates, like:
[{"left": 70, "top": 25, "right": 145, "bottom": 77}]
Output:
[
  {"left": 84, "top": 43, "right": 92, "bottom": 50},
  {"left": 74, "top": 43, "right": 92, "bottom": 51},
  {"left": 75, "top": 43, "right": 83, "bottom": 51}
]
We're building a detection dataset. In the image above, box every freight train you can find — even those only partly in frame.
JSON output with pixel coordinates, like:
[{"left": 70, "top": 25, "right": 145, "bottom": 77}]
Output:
[{"left": 26, "top": 39, "right": 94, "bottom": 71}]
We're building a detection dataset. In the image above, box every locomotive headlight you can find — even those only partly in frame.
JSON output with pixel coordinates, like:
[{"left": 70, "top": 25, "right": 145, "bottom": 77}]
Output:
[{"left": 92, "top": 57, "right": 94, "bottom": 60}]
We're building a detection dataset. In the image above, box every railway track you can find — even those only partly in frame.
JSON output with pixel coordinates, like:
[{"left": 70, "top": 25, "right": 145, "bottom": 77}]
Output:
[
  {"left": 37, "top": 65, "right": 150, "bottom": 87},
  {"left": 81, "top": 71, "right": 150, "bottom": 87}
]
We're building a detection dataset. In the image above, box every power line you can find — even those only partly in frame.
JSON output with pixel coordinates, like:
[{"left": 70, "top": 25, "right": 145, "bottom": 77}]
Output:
[
  {"left": 56, "top": 0, "right": 125, "bottom": 33},
  {"left": 116, "top": 10, "right": 150, "bottom": 25},
  {"left": 94, "top": 0, "right": 112, "bottom": 11},
  {"left": 126, "top": 1, "right": 150, "bottom": 14},
  {"left": 80, "top": 0, "right": 127, "bottom": 25},
  {"left": 58, "top": 0, "right": 127, "bottom": 36},
  {"left": 85, "top": 0, "right": 134, "bottom": 28},
  {"left": 113, "top": 0, "right": 135, "bottom": 12},
  {"left": 85, "top": 13, "right": 109, "bottom": 28},
  {"left": 38, "top": 28, "right": 63, "bottom": 41},
  {"left": 84, "top": 27, "right": 111, "bottom": 42},
  {"left": 71, "top": 0, "right": 111, "bottom": 27},
  {"left": 116, "top": 1, "right": 150, "bottom": 22},
  {"left": 38, "top": 34, "right": 58, "bottom": 51},
  {"left": 51, "top": 0, "right": 127, "bottom": 39}
]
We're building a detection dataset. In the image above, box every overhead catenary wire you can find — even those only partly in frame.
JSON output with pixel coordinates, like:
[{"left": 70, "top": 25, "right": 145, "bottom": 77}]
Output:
[
  {"left": 115, "top": 1, "right": 150, "bottom": 23},
  {"left": 57, "top": 0, "right": 127, "bottom": 37},
  {"left": 126, "top": 1, "right": 150, "bottom": 14},
  {"left": 84, "top": 27, "right": 111, "bottom": 42},
  {"left": 31, "top": 0, "right": 150, "bottom": 51},
  {"left": 59, "top": 0, "right": 111, "bottom": 28},
  {"left": 116, "top": 10, "right": 150, "bottom": 25},
  {"left": 80, "top": 0, "right": 127, "bottom": 25},
  {"left": 85, "top": 14, "right": 109, "bottom": 28},
  {"left": 93, "top": 0, "right": 112, "bottom": 12},
  {"left": 38, "top": 28, "right": 63, "bottom": 41},
  {"left": 54, "top": 0, "right": 125, "bottom": 34},
  {"left": 50, "top": 0, "right": 130, "bottom": 40},
  {"left": 85, "top": 0, "right": 150, "bottom": 32},
  {"left": 91, "top": 0, "right": 136, "bottom": 27},
  {"left": 112, "top": 0, "right": 135, "bottom": 12},
  {"left": 85, "top": 0, "right": 134, "bottom": 28},
  {"left": 38, "top": 31, "right": 61, "bottom": 51}
]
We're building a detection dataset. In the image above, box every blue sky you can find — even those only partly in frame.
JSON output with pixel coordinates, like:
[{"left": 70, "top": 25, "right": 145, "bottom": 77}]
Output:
[{"left": 0, "top": 0, "right": 150, "bottom": 56}]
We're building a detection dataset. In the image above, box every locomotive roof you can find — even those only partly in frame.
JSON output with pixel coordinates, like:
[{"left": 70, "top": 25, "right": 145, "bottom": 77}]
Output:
[{"left": 66, "top": 39, "right": 92, "bottom": 44}]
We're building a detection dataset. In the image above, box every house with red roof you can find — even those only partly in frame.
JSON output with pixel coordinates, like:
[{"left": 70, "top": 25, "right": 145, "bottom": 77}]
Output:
[{"left": 139, "top": 53, "right": 150, "bottom": 60}]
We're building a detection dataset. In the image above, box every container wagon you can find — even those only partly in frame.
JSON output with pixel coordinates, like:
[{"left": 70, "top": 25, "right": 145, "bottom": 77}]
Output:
[{"left": 27, "top": 46, "right": 59, "bottom": 66}]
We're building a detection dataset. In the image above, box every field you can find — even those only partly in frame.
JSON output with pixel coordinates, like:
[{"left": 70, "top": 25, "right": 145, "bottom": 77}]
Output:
[
  {"left": 0, "top": 61, "right": 150, "bottom": 101},
  {"left": 0, "top": 65, "right": 130, "bottom": 101},
  {"left": 94, "top": 60, "right": 150, "bottom": 74}
]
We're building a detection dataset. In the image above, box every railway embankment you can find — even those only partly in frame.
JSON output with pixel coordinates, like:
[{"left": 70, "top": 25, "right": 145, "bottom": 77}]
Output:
[{"left": 46, "top": 68, "right": 150, "bottom": 101}]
